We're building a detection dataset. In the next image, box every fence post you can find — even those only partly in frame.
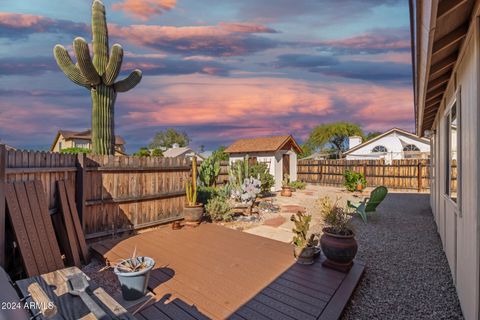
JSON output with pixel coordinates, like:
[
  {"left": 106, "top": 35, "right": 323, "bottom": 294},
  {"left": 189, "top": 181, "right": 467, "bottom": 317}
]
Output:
[
  {"left": 0, "top": 145, "right": 6, "bottom": 267},
  {"left": 417, "top": 162, "right": 423, "bottom": 192},
  {"left": 76, "top": 153, "right": 86, "bottom": 231}
]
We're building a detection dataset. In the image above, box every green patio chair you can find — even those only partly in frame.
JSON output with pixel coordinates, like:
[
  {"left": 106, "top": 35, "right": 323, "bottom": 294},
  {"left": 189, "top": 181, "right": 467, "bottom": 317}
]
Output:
[{"left": 347, "top": 186, "right": 388, "bottom": 223}]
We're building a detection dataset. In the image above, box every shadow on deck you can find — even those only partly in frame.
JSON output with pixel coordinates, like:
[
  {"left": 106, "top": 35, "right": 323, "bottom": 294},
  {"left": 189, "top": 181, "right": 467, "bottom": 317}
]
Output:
[{"left": 91, "top": 223, "right": 364, "bottom": 320}]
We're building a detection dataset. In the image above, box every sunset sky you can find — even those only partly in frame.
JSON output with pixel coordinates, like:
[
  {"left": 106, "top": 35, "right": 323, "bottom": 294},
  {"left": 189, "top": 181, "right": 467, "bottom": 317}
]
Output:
[{"left": 0, "top": 0, "right": 413, "bottom": 153}]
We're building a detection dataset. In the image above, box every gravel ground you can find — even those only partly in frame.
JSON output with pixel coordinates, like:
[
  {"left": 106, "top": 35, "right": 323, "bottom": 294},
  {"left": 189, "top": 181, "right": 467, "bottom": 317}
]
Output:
[{"left": 341, "top": 193, "right": 464, "bottom": 320}]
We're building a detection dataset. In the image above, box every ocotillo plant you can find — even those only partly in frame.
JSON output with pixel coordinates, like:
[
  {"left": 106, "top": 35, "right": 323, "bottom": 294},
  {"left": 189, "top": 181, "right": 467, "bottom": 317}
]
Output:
[{"left": 53, "top": 0, "right": 142, "bottom": 155}]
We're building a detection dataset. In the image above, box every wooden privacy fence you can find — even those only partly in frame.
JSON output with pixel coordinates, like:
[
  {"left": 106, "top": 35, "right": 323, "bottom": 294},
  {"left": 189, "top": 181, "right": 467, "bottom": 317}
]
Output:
[
  {"left": 0, "top": 147, "right": 191, "bottom": 248},
  {"left": 81, "top": 155, "right": 189, "bottom": 239},
  {"left": 297, "top": 159, "right": 431, "bottom": 191}
]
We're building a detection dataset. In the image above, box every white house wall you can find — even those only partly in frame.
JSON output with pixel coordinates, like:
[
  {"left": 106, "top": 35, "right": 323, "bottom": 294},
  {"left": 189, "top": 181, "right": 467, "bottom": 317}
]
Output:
[
  {"left": 229, "top": 153, "right": 277, "bottom": 190},
  {"left": 229, "top": 150, "right": 298, "bottom": 191},
  {"left": 345, "top": 132, "right": 430, "bottom": 160},
  {"left": 429, "top": 19, "right": 479, "bottom": 320}
]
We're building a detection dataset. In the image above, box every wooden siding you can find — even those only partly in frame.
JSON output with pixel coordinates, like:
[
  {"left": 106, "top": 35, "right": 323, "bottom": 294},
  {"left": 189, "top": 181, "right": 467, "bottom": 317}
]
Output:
[
  {"left": 297, "top": 159, "right": 432, "bottom": 191},
  {"left": 429, "top": 17, "right": 480, "bottom": 320}
]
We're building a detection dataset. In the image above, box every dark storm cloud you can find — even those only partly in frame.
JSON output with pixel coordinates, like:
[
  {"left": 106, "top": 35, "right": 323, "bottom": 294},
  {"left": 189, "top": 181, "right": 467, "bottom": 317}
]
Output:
[{"left": 275, "top": 54, "right": 339, "bottom": 68}]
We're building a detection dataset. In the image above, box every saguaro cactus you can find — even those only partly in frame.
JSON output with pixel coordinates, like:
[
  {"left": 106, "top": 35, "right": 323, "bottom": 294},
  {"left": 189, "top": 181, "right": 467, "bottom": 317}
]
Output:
[{"left": 53, "top": 0, "right": 142, "bottom": 155}]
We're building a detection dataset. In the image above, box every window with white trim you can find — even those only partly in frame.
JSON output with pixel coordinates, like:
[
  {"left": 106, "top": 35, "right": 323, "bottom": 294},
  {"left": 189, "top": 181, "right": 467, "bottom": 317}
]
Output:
[
  {"left": 372, "top": 145, "right": 387, "bottom": 153},
  {"left": 445, "top": 102, "right": 458, "bottom": 202}
]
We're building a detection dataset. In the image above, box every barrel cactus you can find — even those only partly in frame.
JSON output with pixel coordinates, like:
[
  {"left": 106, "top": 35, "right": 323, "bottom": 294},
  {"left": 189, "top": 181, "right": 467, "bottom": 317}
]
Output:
[{"left": 53, "top": 0, "right": 142, "bottom": 155}]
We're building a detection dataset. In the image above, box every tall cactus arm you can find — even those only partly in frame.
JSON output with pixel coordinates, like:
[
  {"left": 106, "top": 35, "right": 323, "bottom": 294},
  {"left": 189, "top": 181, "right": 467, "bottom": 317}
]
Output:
[
  {"left": 53, "top": 45, "right": 90, "bottom": 89},
  {"left": 73, "top": 37, "right": 100, "bottom": 85},
  {"left": 92, "top": 0, "right": 109, "bottom": 75},
  {"left": 103, "top": 44, "right": 123, "bottom": 85},
  {"left": 114, "top": 69, "right": 142, "bottom": 92}
]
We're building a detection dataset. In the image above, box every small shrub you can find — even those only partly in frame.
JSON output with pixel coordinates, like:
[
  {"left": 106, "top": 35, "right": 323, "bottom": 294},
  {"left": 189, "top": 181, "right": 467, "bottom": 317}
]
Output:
[
  {"left": 249, "top": 162, "right": 274, "bottom": 194},
  {"left": 205, "top": 196, "right": 232, "bottom": 221},
  {"left": 289, "top": 180, "right": 307, "bottom": 190},
  {"left": 318, "top": 196, "right": 353, "bottom": 235},
  {"left": 60, "top": 147, "right": 91, "bottom": 154},
  {"left": 197, "top": 186, "right": 218, "bottom": 204},
  {"left": 343, "top": 170, "right": 367, "bottom": 192}
]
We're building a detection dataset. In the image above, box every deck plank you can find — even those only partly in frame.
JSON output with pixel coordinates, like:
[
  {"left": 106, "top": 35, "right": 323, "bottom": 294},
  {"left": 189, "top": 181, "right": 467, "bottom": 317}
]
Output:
[{"left": 91, "top": 223, "right": 364, "bottom": 320}]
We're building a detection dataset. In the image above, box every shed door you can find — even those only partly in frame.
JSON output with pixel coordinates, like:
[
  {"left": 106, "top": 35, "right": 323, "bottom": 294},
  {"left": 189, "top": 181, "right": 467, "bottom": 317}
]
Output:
[{"left": 283, "top": 154, "right": 290, "bottom": 177}]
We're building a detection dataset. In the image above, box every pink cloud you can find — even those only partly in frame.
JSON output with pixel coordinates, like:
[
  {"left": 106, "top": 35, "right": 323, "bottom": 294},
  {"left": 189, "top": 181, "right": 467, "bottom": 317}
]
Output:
[
  {"left": 115, "top": 75, "right": 413, "bottom": 137},
  {"left": 109, "top": 22, "right": 278, "bottom": 56},
  {"left": 0, "top": 12, "right": 87, "bottom": 38},
  {"left": 320, "top": 28, "right": 410, "bottom": 54},
  {"left": 0, "top": 12, "right": 49, "bottom": 28},
  {"left": 112, "top": 0, "right": 176, "bottom": 20}
]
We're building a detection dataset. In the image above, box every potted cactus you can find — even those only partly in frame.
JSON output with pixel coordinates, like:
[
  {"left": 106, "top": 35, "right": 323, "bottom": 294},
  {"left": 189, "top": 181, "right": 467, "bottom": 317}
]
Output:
[
  {"left": 183, "top": 157, "right": 204, "bottom": 226},
  {"left": 291, "top": 211, "right": 318, "bottom": 264},
  {"left": 281, "top": 174, "right": 292, "bottom": 197}
]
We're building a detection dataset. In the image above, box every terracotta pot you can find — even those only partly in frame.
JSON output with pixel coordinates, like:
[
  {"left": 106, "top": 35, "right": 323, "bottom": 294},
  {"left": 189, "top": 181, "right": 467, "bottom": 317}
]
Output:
[
  {"left": 281, "top": 186, "right": 292, "bottom": 197},
  {"left": 356, "top": 183, "right": 364, "bottom": 192},
  {"left": 320, "top": 227, "right": 357, "bottom": 271},
  {"left": 293, "top": 245, "right": 316, "bottom": 265},
  {"left": 183, "top": 204, "right": 204, "bottom": 226}
]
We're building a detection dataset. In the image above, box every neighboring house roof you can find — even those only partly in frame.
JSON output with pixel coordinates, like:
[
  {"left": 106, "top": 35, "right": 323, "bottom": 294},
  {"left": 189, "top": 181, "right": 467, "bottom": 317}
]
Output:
[
  {"left": 163, "top": 146, "right": 205, "bottom": 159},
  {"left": 343, "top": 128, "right": 429, "bottom": 156},
  {"left": 225, "top": 135, "right": 302, "bottom": 154},
  {"left": 51, "top": 129, "right": 125, "bottom": 150},
  {"left": 0, "top": 143, "right": 15, "bottom": 151},
  {"left": 302, "top": 152, "right": 330, "bottom": 160}
]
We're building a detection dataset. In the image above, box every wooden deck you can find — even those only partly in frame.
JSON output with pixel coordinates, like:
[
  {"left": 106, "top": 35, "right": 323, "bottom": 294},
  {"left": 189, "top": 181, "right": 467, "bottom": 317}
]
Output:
[{"left": 91, "top": 224, "right": 364, "bottom": 320}]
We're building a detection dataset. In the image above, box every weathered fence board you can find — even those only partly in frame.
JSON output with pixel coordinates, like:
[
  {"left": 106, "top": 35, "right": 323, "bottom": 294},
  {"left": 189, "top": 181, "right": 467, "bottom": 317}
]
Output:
[
  {"left": 83, "top": 155, "right": 189, "bottom": 239},
  {"left": 297, "top": 159, "right": 432, "bottom": 191}
]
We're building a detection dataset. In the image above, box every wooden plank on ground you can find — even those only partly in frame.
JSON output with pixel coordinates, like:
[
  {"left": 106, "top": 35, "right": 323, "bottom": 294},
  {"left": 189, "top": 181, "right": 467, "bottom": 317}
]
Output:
[
  {"left": 5, "top": 183, "right": 39, "bottom": 276},
  {"left": 33, "top": 180, "right": 64, "bottom": 270},
  {"left": 24, "top": 181, "right": 58, "bottom": 272},
  {"left": 13, "top": 182, "right": 49, "bottom": 274},
  {"left": 57, "top": 181, "right": 81, "bottom": 266},
  {"left": 64, "top": 180, "right": 89, "bottom": 263}
]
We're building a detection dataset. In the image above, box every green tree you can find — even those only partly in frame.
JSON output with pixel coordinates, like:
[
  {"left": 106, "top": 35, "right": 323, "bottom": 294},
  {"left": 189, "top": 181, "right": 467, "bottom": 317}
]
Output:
[
  {"left": 298, "top": 143, "right": 314, "bottom": 159},
  {"left": 212, "top": 146, "right": 229, "bottom": 161},
  {"left": 365, "top": 131, "right": 382, "bottom": 141},
  {"left": 151, "top": 148, "right": 163, "bottom": 157},
  {"left": 148, "top": 128, "right": 190, "bottom": 149},
  {"left": 133, "top": 147, "right": 150, "bottom": 157},
  {"left": 307, "top": 122, "right": 363, "bottom": 157}
]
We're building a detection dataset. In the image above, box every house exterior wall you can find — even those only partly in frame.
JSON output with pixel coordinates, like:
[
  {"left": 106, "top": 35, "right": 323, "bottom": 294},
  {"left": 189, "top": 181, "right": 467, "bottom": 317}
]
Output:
[
  {"left": 228, "top": 149, "right": 298, "bottom": 191},
  {"left": 429, "top": 18, "right": 479, "bottom": 320},
  {"left": 345, "top": 132, "right": 430, "bottom": 160},
  {"left": 52, "top": 135, "right": 124, "bottom": 154}
]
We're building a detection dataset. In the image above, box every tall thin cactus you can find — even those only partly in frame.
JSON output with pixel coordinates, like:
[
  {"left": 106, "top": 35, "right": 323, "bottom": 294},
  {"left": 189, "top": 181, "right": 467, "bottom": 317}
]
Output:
[
  {"left": 186, "top": 157, "right": 198, "bottom": 206},
  {"left": 53, "top": 0, "right": 142, "bottom": 155}
]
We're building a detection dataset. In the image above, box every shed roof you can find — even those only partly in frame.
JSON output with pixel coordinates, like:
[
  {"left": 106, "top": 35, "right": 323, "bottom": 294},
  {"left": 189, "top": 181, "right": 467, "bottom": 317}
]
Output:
[{"left": 225, "top": 135, "right": 302, "bottom": 154}]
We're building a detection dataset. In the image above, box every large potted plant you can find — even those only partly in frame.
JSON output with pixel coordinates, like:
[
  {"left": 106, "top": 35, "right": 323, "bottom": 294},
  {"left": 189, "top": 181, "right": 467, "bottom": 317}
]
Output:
[
  {"left": 114, "top": 249, "right": 155, "bottom": 301},
  {"left": 184, "top": 157, "right": 204, "bottom": 226},
  {"left": 281, "top": 174, "right": 292, "bottom": 197},
  {"left": 291, "top": 212, "right": 318, "bottom": 264},
  {"left": 318, "top": 197, "right": 358, "bottom": 272}
]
